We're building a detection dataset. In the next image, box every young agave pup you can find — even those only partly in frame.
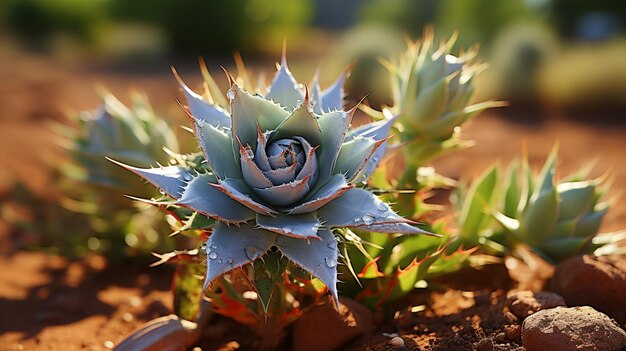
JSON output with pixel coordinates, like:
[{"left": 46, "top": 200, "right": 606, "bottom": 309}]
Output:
[
  {"left": 111, "top": 52, "right": 432, "bottom": 302},
  {"left": 457, "top": 148, "right": 624, "bottom": 263},
  {"left": 492, "top": 150, "right": 620, "bottom": 263}
]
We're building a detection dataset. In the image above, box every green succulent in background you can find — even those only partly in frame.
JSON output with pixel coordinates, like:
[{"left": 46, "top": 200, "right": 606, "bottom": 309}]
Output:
[
  {"left": 51, "top": 91, "right": 182, "bottom": 257},
  {"left": 457, "top": 148, "right": 624, "bottom": 263},
  {"left": 113, "top": 51, "right": 432, "bottom": 306},
  {"left": 60, "top": 91, "right": 179, "bottom": 198},
  {"left": 452, "top": 164, "right": 509, "bottom": 255},
  {"left": 339, "top": 222, "right": 475, "bottom": 309},
  {"left": 357, "top": 30, "right": 504, "bottom": 219},
  {"left": 494, "top": 150, "right": 621, "bottom": 262},
  {"left": 364, "top": 30, "right": 503, "bottom": 186}
]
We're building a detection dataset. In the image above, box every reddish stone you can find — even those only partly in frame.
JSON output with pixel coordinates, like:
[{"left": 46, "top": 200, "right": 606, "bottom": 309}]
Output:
[
  {"left": 505, "top": 291, "right": 566, "bottom": 320},
  {"left": 549, "top": 254, "right": 626, "bottom": 324},
  {"left": 292, "top": 296, "right": 374, "bottom": 351},
  {"left": 522, "top": 306, "right": 626, "bottom": 351}
]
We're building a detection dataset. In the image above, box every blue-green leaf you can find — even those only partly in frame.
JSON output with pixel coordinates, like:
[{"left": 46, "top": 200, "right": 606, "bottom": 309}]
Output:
[
  {"left": 347, "top": 116, "right": 398, "bottom": 183},
  {"left": 271, "top": 99, "right": 322, "bottom": 148},
  {"left": 276, "top": 228, "right": 338, "bottom": 302},
  {"left": 254, "top": 251, "right": 289, "bottom": 314},
  {"left": 532, "top": 147, "right": 558, "bottom": 198},
  {"left": 318, "top": 188, "right": 420, "bottom": 233},
  {"left": 203, "top": 222, "right": 277, "bottom": 290},
  {"left": 459, "top": 165, "right": 498, "bottom": 240},
  {"left": 254, "top": 128, "right": 272, "bottom": 172},
  {"left": 287, "top": 174, "right": 352, "bottom": 214},
  {"left": 520, "top": 188, "right": 559, "bottom": 246},
  {"left": 256, "top": 212, "right": 320, "bottom": 239},
  {"left": 263, "top": 164, "right": 298, "bottom": 185},
  {"left": 193, "top": 120, "right": 241, "bottom": 179},
  {"left": 266, "top": 55, "right": 304, "bottom": 111},
  {"left": 538, "top": 237, "right": 588, "bottom": 263},
  {"left": 310, "top": 74, "right": 324, "bottom": 114},
  {"left": 334, "top": 136, "right": 385, "bottom": 182},
  {"left": 107, "top": 158, "right": 192, "bottom": 199},
  {"left": 253, "top": 176, "right": 311, "bottom": 207},
  {"left": 317, "top": 110, "right": 352, "bottom": 180},
  {"left": 357, "top": 222, "right": 433, "bottom": 235},
  {"left": 211, "top": 178, "right": 277, "bottom": 216},
  {"left": 321, "top": 71, "right": 348, "bottom": 112},
  {"left": 177, "top": 174, "right": 254, "bottom": 224},
  {"left": 293, "top": 136, "right": 318, "bottom": 184},
  {"left": 557, "top": 182, "right": 595, "bottom": 220},
  {"left": 174, "top": 70, "right": 231, "bottom": 129},
  {"left": 230, "top": 83, "right": 289, "bottom": 151},
  {"left": 238, "top": 141, "right": 274, "bottom": 189},
  {"left": 574, "top": 207, "right": 607, "bottom": 237}
]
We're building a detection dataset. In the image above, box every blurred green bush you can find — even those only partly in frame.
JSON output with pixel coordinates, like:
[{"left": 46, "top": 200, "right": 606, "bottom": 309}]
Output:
[
  {"left": 1, "top": 0, "right": 108, "bottom": 46},
  {"left": 538, "top": 39, "right": 626, "bottom": 113},
  {"left": 1, "top": 0, "right": 312, "bottom": 55}
]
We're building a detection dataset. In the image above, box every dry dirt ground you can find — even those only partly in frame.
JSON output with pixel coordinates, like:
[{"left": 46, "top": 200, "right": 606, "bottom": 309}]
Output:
[{"left": 1, "top": 45, "right": 625, "bottom": 351}]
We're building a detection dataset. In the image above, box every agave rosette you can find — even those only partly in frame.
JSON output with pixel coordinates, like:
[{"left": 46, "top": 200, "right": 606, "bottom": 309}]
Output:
[
  {"left": 59, "top": 92, "right": 179, "bottom": 199},
  {"left": 112, "top": 53, "right": 430, "bottom": 300},
  {"left": 493, "top": 150, "right": 618, "bottom": 262}
]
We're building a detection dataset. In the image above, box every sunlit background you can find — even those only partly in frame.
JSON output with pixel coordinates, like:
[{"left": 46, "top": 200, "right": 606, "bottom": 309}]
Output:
[
  {"left": 1, "top": 0, "right": 626, "bottom": 242},
  {"left": 0, "top": 0, "right": 626, "bottom": 241},
  {"left": 1, "top": 2, "right": 626, "bottom": 349},
  {"left": 2, "top": 0, "right": 625, "bottom": 109}
]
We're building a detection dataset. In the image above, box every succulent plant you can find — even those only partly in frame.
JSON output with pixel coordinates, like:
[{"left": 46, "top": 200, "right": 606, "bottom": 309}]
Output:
[
  {"left": 458, "top": 148, "right": 622, "bottom": 263},
  {"left": 341, "top": 225, "right": 474, "bottom": 308},
  {"left": 112, "top": 52, "right": 431, "bottom": 302},
  {"left": 365, "top": 30, "right": 503, "bottom": 183},
  {"left": 27, "top": 91, "right": 183, "bottom": 258},
  {"left": 61, "top": 91, "right": 179, "bottom": 199},
  {"left": 493, "top": 150, "right": 617, "bottom": 262},
  {"left": 453, "top": 164, "right": 508, "bottom": 255}
]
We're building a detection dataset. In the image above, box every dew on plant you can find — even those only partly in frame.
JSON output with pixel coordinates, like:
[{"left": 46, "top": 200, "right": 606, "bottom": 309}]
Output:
[
  {"left": 362, "top": 214, "right": 375, "bottom": 225},
  {"left": 226, "top": 88, "right": 235, "bottom": 101},
  {"left": 244, "top": 246, "right": 260, "bottom": 260}
]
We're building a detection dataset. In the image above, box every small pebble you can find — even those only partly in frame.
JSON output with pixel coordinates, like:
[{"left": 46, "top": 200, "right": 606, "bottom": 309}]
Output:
[
  {"left": 128, "top": 296, "right": 141, "bottom": 307},
  {"left": 103, "top": 340, "right": 114, "bottom": 349},
  {"left": 122, "top": 312, "right": 133, "bottom": 322},
  {"left": 389, "top": 336, "right": 405, "bottom": 348}
]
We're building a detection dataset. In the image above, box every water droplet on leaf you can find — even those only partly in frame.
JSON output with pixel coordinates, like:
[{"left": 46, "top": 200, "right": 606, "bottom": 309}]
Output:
[
  {"left": 325, "top": 257, "right": 337, "bottom": 268},
  {"left": 377, "top": 201, "right": 388, "bottom": 212},
  {"left": 208, "top": 252, "right": 218, "bottom": 260},
  {"left": 226, "top": 88, "right": 235, "bottom": 101},
  {"left": 362, "top": 214, "right": 375, "bottom": 225},
  {"left": 282, "top": 226, "right": 293, "bottom": 234},
  {"left": 244, "top": 246, "right": 260, "bottom": 260}
]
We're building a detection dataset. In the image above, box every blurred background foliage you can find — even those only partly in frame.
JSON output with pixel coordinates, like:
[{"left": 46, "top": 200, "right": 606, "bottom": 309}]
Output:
[{"left": 2, "top": 0, "right": 624, "bottom": 112}]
